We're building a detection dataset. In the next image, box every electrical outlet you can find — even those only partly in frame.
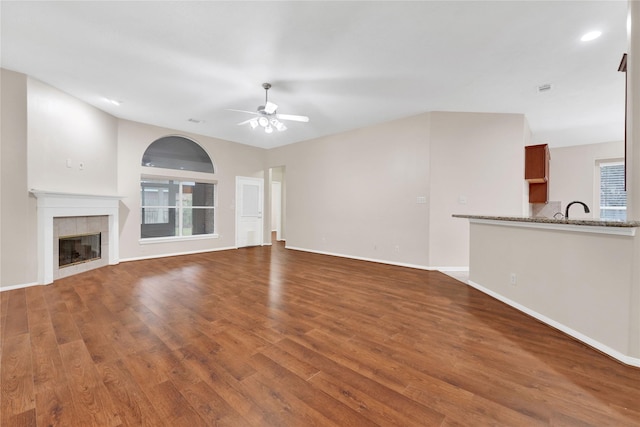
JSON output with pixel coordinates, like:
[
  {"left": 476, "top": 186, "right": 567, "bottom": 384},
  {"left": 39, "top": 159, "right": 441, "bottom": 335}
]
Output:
[
  {"left": 394, "top": 245, "right": 400, "bottom": 253},
  {"left": 510, "top": 273, "right": 517, "bottom": 286}
]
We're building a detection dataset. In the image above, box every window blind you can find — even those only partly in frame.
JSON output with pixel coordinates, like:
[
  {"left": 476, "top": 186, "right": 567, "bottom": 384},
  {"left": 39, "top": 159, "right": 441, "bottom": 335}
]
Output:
[{"left": 600, "top": 163, "right": 626, "bottom": 220}]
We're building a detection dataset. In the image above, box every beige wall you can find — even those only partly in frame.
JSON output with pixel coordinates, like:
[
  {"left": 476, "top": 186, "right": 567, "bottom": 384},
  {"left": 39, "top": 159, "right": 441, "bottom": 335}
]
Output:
[
  {"left": 429, "top": 112, "right": 528, "bottom": 267},
  {"left": 27, "top": 77, "right": 118, "bottom": 195},
  {"left": 549, "top": 140, "right": 624, "bottom": 219},
  {"left": 268, "top": 114, "right": 432, "bottom": 267},
  {"left": 1, "top": 69, "right": 37, "bottom": 288},
  {"left": 268, "top": 111, "right": 529, "bottom": 269},
  {"left": 117, "top": 119, "right": 266, "bottom": 261}
]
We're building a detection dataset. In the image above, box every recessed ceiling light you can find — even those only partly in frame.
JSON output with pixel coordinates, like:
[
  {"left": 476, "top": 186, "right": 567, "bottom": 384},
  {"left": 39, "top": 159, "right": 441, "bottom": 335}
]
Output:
[{"left": 581, "top": 31, "right": 602, "bottom": 42}]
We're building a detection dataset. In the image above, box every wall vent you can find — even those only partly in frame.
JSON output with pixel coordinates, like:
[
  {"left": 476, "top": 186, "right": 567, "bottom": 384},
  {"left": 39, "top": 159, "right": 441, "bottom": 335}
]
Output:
[{"left": 537, "top": 83, "right": 553, "bottom": 93}]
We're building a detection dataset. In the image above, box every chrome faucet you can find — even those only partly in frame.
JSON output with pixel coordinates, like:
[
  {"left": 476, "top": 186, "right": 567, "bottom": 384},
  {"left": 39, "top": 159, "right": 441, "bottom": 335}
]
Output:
[{"left": 565, "top": 201, "right": 590, "bottom": 219}]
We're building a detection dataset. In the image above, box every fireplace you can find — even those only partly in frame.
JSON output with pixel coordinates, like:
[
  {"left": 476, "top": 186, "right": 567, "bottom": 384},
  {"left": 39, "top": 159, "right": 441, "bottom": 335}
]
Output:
[
  {"left": 53, "top": 215, "right": 109, "bottom": 279},
  {"left": 32, "top": 190, "right": 121, "bottom": 284},
  {"left": 59, "top": 233, "right": 102, "bottom": 267}
]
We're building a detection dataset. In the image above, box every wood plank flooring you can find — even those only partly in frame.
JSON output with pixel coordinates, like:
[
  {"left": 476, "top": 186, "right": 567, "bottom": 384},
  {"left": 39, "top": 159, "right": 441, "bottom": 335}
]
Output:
[{"left": 2, "top": 240, "right": 639, "bottom": 426}]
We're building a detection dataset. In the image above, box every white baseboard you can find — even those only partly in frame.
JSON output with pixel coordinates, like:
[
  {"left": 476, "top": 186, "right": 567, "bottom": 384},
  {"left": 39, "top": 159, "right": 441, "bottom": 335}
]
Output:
[
  {"left": 0, "top": 281, "right": 42, "bottom": 292},
  {"left": 285, "top": 245, "right": 467, "bottom": 272},
  {"left": 120, "top": 246, "right": 237, "bottom": 263},
  {"left": 435, "top": 266, "right": 469, "bottom": 272},
  {"left": 467, "top": 280, "right": 640, "bottom": 368}
]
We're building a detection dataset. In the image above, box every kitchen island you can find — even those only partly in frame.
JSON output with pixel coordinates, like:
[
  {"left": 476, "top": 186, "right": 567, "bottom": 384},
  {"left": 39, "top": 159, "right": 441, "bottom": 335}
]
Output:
[{"left": 454, "top": 214, "right": 640, "bottom": 367}]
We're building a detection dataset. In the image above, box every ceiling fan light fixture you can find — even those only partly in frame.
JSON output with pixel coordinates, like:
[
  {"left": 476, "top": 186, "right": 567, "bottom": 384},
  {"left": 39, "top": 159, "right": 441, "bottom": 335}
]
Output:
[
  {"left": 258, "top": 116, "right": 269, "bottom": 127},
  {"left": 272, "top": 119, "right": 287, "bottom": 132},
  {"left": 232, "top": 83, "right": 308, "bottom": 135}
]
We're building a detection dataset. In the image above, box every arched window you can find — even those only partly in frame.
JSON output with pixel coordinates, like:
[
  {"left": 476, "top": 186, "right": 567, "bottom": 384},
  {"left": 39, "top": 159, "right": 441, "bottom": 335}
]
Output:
[
  {"left": 141, "top": 135, "right": 214, "bottom": 173},
  {"left": 140, "top": 136, "right": 217, "bottom": 240}
]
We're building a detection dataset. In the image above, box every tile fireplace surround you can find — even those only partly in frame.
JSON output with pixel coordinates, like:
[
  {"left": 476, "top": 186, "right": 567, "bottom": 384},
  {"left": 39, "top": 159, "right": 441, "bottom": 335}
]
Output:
[
  {"left": 31, "top": 190, "right": 121, "bottom": 284},
  {"left": 54, "top": 216, "right": 108, "bottom": 280}
]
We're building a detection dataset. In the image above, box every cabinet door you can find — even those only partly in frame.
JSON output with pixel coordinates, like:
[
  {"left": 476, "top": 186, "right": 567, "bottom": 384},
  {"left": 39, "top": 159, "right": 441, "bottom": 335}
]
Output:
[
  {"left": 525, "top": 144, "right": 549, "bottom": 203},
  {"left": 529, "top": 183, "right": 548, "bottom": 204},
  {"left": 525, "top": 144, "right": 549, "bottom": 183}
]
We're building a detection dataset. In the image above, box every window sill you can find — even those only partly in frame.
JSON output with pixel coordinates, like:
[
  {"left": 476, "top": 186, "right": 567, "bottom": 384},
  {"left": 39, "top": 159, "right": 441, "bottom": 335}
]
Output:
[{"left": 139, "top": 234, "right": 219, "bottom": 245}]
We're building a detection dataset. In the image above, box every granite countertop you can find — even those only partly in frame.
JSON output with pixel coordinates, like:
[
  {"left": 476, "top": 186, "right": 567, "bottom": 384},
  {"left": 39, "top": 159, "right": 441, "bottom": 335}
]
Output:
[{"left": 452, "top": 214, "right": 640, "bottom": 228}]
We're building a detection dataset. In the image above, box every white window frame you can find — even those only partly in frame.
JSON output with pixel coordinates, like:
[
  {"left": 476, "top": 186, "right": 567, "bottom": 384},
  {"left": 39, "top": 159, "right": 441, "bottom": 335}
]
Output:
[
  {"left": 140, "top": 173, "right": 218, "bottom": 244},
  {"left": 595, "top": 159, "right": 626, "bottom": 221}
]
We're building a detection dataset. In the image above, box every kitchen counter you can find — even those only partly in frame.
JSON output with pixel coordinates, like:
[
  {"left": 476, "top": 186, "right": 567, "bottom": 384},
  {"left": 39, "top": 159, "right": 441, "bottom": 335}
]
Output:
[
  {"left": 452, "top": 214, "right": 640, "bottom": 227},
  {"left": 455, "top": 213, "right": 640, "bottom": 367},
  {"left": 453, "top": 214, "right": 640, "bottom": 236}
]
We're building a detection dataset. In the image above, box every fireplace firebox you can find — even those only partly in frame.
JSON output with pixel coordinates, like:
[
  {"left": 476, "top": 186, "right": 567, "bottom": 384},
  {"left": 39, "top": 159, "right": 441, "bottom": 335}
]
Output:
[{"left": 58, "top": 233, "right": 101, "bottom": 267}]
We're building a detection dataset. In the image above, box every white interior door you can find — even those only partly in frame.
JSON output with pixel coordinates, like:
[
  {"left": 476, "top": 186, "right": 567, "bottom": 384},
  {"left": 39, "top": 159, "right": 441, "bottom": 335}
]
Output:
[{"left": 236, "top": 176, "right": 264, "bottom": 247}]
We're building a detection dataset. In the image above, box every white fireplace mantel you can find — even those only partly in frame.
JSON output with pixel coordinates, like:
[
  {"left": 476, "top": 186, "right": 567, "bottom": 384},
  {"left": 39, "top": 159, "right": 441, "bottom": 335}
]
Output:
[{"left": 31, "top": 190, "right": 122, "bottom": 284}]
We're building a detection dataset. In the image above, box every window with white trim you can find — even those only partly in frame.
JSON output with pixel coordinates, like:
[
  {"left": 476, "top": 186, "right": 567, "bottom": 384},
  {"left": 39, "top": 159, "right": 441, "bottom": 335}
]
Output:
[
  {"left": 141, "top": 179, "right": 215, "bottom": 238},
  {"left": 599, "top": 161, "right": 626, "bottom": 221},
  {"left": 140, "top": 136, "right": 216, "bottom": 240}
]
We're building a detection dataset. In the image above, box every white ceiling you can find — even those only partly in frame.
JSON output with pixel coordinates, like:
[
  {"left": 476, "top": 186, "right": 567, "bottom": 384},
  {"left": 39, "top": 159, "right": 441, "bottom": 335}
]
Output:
[{"left": 0, "top": 1, "right": 629, "bottom": 149}]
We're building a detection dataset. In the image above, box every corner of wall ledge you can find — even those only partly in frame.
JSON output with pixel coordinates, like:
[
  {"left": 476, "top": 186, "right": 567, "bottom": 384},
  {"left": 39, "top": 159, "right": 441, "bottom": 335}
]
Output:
[{"left": 30, "top": 189, "right": 123, "bottom": 199}]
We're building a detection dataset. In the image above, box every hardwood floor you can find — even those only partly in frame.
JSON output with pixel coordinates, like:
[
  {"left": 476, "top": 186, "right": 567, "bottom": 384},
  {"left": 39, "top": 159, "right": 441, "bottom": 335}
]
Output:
[{"left": 2, "top": 241, "right": 639, "bottom": 426}]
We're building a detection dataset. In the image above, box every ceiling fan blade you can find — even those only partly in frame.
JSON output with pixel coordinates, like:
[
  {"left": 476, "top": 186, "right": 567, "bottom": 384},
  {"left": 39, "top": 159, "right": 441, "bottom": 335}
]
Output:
[
  {"left": 264, "top": 102, "right": 278, "bottom": 114},
  {"left": 226, "top": 108, "right": 258, "bottom": 115},
  {"left": 276, "top": 113, "right": 309, "bottom": 123},
  {"left": 237, "top": 118, "right": 255, "bottom": 125}
]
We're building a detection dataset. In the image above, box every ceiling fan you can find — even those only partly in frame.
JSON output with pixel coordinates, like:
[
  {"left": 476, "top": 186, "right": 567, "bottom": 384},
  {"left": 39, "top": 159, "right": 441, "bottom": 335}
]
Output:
[{"left": 228, "top": 83, "right": 309, "bottom": 133}]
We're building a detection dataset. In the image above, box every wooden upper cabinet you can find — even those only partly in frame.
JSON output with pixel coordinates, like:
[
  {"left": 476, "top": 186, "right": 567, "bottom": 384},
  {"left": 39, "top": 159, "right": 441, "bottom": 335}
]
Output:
[
  {"left": 525, "top": 144, "right": 549, "bottom": 203},
  {"left": 525, "top": 144, "right": 549, "bottom": 183}
]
